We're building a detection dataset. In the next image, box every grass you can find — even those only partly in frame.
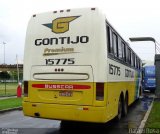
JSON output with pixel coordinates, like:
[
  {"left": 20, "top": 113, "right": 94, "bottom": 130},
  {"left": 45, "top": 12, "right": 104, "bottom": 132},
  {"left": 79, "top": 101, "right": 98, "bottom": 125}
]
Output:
[
  {"left": 145, "top": 101, "right": 160, "bottom": 128},
  {"left": 0, "top": 98, "right": 22, "bottom": 110},
  {"left": 0, "top": 83, "right": 20, "bottom": 97}
]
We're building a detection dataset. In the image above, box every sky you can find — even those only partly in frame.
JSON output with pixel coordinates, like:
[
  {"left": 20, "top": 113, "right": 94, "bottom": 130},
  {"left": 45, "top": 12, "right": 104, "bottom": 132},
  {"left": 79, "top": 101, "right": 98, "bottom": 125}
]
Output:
[{"left": 0, "top": 0, "right": 160, "bottom": 64}]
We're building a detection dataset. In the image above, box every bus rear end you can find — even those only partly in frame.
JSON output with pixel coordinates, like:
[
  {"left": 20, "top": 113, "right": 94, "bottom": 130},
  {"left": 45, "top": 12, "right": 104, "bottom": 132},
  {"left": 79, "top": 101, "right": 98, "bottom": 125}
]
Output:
[{"left": 23, "top": 8, "right": 107, "bottom": 123}]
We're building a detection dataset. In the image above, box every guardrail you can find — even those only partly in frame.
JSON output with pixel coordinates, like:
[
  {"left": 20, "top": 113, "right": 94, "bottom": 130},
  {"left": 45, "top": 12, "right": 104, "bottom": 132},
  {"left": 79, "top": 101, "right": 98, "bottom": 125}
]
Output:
[
  {"left": 0, "top": 64, "right": 23, "bottom": 68},
  {"left": 0, "top": 64, "right": 23, "bottom": 71}
]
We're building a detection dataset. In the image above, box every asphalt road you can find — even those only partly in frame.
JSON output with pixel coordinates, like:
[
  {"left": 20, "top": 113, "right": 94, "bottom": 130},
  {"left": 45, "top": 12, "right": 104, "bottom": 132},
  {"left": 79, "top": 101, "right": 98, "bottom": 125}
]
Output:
[{"left": 0, "top": 93, "right": 154, "bottom": 134}]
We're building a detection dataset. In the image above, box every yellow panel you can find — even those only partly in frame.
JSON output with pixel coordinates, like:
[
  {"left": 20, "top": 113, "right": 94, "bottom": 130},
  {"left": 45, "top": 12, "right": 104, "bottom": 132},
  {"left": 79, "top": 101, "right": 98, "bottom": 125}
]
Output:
[{"left": 23, "top": 81, "right": 137, "bottom": 123}]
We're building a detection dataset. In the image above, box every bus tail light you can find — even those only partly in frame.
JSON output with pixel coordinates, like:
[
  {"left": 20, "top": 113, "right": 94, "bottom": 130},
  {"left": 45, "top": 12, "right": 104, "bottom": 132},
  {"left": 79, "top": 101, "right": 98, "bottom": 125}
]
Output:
[
  {"left": 24, "top": 81, "right": 28, "bottom": 97},
  {"left": 96, "top": 83, "right": 104, "bottom": 101}
]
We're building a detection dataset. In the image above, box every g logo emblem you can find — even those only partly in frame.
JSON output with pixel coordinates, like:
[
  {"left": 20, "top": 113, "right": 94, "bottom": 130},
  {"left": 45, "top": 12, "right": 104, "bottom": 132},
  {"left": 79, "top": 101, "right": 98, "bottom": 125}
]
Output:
[
  {"left": 52, "top": 16, "right": 79, "bottom": 33},
  {"left": 43, "top": 16, "right": 80, "bottom": 34}
]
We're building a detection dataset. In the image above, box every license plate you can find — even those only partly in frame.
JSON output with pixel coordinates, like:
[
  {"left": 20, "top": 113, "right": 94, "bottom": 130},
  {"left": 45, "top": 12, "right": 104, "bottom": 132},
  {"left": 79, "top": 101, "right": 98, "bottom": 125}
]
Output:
[{"left": 59, "top": 91, "right": 73, "bottom": 97}]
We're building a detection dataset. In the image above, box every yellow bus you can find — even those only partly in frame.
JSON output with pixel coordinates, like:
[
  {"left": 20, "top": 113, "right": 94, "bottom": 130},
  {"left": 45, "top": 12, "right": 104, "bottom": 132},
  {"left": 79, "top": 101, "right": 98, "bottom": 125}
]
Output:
[{"left": 23, "top": 8, "right": 142, "bottom": 123}]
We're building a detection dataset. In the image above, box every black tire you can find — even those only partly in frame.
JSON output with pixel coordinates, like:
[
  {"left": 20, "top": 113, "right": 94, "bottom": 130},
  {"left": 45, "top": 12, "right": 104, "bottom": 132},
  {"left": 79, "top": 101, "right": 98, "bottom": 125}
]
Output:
[
  {"left": 122, "top": 95, "right": 128, "bottom": 116},
  {"left": 60, "top": 120, "right": 72, "bottom": 130},
  {"left": 116, "top": 97, "right": 122, "bottom": 121}
]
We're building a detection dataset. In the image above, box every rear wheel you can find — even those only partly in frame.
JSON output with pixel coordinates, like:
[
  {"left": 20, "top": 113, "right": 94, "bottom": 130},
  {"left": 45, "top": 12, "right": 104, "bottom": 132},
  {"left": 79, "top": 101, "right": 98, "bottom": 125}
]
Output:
[
  {"left": 116, "top": 97, "right": 122, "bottom": 120},
  {"left": 122, "top": 94, "right": 128, "bottom": 116},
  {"left": 60, "top": 121, "right": 74, "bottom": 130}
]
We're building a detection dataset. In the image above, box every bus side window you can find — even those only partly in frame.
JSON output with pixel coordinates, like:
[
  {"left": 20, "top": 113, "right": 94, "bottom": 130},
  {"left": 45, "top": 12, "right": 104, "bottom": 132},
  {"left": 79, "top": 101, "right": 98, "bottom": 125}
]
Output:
[
  {"left": 129, "top": 48, "right": 131, "bottom": 65},
  {"left": 126, "top": 46, "right": 131, "bottom": 65},
  {"left": 131, "top": 51, "right": 133, "bottom": 67},
  {"left": 132, "top": 52, "right": 135, "bottom": 67},
  {"left": 125, "top": 45, "right": 128, "bottom": 63},
  {"left": 137, "top": 57, "right": 139, "bottom": 69},
  {"left": 138, "top": 58, "right": 140, "bottom": 69},
  {"left": 118, "top": 38, "right": 123, "bottom": 59},
  {"left": 135, "top": 56, "right": 137, "bottom": 68},
  {"left": 122, "top": 42, "right": 126, "bottom": 62},
  {"left": 112, "top": 32, "right": 118, "bottom": 57},
  {"left": 107, "top": 26, "right": 113, "bottom": 54},
  {"left": 139, "top": 60, "right": 141, "bottom": 69}
]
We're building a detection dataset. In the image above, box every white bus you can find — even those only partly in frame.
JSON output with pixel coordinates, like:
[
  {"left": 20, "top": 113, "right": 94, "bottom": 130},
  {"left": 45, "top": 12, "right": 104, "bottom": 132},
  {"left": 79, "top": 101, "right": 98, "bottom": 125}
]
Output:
[{"left": 23, "top": 8, "right": 142, "bottom": 123}]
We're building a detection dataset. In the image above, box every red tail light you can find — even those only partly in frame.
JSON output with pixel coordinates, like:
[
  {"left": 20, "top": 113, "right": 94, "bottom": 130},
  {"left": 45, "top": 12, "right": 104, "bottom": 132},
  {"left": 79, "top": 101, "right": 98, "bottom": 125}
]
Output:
[
  {"left": 96, "top": 83, "right": 104, "bottom": 101},
  {"left": 24, "top": 81, "right": 28, "bottom": 97}
]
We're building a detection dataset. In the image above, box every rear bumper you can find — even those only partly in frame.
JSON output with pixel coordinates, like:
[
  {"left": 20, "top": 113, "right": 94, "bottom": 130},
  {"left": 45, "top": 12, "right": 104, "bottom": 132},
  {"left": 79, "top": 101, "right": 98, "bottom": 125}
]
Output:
[
  {"left": 22, "top": 101, "right": 107, "bottom": 123},
  {"left": 143, "top": 86, "right": 156, "bottom": 90}
]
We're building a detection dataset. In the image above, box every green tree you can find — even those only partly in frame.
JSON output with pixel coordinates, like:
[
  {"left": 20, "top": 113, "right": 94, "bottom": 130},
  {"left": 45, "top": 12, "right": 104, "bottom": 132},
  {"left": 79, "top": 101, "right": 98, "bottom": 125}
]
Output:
[
  {"left": 0, "top": 71, "right": 11, "bottom": 80},
  {"left": 9, "top": 71, "right": 23, "bottom": 81}
]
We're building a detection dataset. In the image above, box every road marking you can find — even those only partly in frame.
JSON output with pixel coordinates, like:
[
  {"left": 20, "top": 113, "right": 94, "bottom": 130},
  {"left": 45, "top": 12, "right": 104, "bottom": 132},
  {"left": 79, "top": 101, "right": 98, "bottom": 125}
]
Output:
[{"left": 136, "top": 99, "right": 154, "bottom": 134}]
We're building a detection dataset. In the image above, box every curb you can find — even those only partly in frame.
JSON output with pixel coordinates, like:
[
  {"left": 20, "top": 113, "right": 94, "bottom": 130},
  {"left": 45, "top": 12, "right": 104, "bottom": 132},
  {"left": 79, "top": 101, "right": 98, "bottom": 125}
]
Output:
[
  {"left": 0, "top": 96, "right": 17, "bottom": 100},
  {"left": 0, "top": 107, "right": 22, "bottom": 114},
  {"left": 136, "top": 100, "right": 154, "bottom": 134}
]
